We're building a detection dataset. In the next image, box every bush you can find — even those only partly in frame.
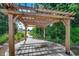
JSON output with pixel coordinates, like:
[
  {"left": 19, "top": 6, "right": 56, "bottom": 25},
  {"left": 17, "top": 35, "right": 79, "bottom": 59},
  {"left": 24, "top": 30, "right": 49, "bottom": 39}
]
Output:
[
  {"left": 0, "top": 34, "right": 8, "bottom": 45},
  {"left": 29, "top": 22, "right": 65, "bottom": 44},
  {"left": 45, "top": 22, "right": 65, "bottom": 45},
  {"left": 29, "top": 27, "right": 43, "bottom": 39},
  {"left": 15, "top": 32, "right": 24, "bottom": 41},
  {"left": 70, "top": 27, "right": 79, "bottom": 47},
  {"left": 0, "top": 32, "right": 25, "bottom": 45}
]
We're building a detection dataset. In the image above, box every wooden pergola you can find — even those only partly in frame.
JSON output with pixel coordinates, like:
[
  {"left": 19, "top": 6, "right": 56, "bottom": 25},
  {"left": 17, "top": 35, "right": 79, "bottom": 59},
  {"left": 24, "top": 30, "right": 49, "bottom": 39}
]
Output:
[{"left": 0, "top": 4, "right": 75, "bottom": 56}]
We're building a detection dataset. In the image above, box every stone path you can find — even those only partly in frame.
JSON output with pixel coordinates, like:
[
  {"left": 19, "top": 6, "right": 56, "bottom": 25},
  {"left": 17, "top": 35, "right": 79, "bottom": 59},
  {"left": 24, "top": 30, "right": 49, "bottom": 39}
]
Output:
[{"left": 5, "top": 37, "right": 74, "bottom": 56}]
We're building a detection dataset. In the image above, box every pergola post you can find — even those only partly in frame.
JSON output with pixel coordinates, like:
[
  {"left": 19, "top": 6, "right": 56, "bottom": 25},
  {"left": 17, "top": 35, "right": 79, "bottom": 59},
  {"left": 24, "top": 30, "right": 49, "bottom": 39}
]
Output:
[
  {"left": 8, "top": 14, "right": 15, "bottom": 56},
  {"left": 65, "top": 20, "right": 70, "bottom": 55},
  {"left": 43, "top": 28, "right": 46, "bottom": 39},
  {"left": 24, "top": 25, "right": 27, "bottom": 43}
]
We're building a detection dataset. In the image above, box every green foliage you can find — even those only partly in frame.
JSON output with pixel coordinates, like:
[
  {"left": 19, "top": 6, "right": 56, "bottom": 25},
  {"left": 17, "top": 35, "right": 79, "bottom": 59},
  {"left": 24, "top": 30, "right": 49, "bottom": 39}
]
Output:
[
  {"left": 45, "top": 22, "right": 65, "bottom": 44},
  {"left": 0, "top": 12, "right": 8, "bottom": 35},
  {"left": 29, "top": 22, "right": 65, "bottom": 45},
  {"left": 0, "top": 34, "right": 8, "bottom": 45},
  {"left": 15, "top": 32, "right": 24, "bottom": 41},
  {"left": 0, "top": 32, "right": 25, "bottom": 45},
  {"left": 71, "top": 27, "right": 79, "bottom": 47},
  {"left": 29, "top": 27, "right": 43, "bottom": 39}
]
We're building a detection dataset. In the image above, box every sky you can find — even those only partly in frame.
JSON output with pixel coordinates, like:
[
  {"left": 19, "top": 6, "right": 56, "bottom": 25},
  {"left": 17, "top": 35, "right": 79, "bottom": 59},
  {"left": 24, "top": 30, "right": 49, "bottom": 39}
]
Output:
[{"left": 17, "top": 3, "right": 34, "bottom": 7}]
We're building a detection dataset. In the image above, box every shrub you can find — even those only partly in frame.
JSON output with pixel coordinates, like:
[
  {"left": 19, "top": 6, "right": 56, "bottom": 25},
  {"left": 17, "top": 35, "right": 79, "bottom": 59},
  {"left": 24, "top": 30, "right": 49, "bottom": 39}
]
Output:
[
  {"left": 0, "top": 32, "right": 25, "bottom": 45},
  {"left": 0, "top": 34, "right": 8, "bottom": 45},
  {"left": 15, "top": 32, "right": 24, "bottom": 41},
  {"left": 29, "top": 27, "right": 43, "bottom": 39},
  {"left": 70, "top": 27, "right": 79, "bottom": 47}
]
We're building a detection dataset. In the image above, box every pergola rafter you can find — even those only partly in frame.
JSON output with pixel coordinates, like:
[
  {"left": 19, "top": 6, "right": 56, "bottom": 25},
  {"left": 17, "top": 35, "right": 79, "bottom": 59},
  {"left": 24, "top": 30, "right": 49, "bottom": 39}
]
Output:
[{"left": 0, "top": 8, "right": 74, "bottom": 28}]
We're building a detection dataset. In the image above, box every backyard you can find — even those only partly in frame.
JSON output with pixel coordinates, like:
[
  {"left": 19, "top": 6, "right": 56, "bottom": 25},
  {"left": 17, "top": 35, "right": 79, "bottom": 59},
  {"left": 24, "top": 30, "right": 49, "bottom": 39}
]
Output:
[{"left": 0, "top": 3, "right": 79, "bottom": 56}]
